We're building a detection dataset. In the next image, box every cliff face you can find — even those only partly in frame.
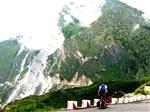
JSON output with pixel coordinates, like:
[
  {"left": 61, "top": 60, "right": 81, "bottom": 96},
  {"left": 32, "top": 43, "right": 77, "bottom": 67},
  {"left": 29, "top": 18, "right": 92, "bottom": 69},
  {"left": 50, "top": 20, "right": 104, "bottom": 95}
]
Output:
[
  {"left": 46, "top": 0, "right": 150, "bottom": 84},
  {"left": 1, "top": 0, "right": 150, "bottom": 104}
]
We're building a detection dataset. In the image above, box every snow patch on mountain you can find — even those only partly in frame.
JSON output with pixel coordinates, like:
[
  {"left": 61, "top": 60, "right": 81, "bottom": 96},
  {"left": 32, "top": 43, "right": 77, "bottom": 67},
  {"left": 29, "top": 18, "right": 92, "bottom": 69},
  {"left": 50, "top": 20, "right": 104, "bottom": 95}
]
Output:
[{"left": 61, "top": 0, "right": 106, "bottom": 26}]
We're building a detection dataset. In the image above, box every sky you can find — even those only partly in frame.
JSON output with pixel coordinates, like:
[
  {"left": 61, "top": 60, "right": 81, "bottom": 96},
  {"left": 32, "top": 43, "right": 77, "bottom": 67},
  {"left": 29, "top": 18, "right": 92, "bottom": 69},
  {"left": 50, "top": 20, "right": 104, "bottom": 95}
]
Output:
[
  {"left": 120, "top": 0, "right": 150, "bottom": 18},
  {"left": 0, "top": 0, "right": 65, "bottom": 49},
  {"left": 0, "top": 0, "right": 150, "bottom": 49}
]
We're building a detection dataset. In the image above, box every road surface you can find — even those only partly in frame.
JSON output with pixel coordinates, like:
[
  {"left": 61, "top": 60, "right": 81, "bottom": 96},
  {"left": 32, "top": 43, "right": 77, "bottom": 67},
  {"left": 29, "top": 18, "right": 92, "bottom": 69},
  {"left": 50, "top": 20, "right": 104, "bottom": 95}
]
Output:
[{"left": 57, "top": 100, "right": 150, "bottom": 112}]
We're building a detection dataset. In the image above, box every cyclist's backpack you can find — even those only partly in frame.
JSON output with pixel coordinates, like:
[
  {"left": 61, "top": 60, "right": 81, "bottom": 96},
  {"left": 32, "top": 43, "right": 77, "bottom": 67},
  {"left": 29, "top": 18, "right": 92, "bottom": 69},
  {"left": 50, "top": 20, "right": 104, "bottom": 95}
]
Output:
[{"left": 100, "top": 84, "right": 106, "bottom": 94}]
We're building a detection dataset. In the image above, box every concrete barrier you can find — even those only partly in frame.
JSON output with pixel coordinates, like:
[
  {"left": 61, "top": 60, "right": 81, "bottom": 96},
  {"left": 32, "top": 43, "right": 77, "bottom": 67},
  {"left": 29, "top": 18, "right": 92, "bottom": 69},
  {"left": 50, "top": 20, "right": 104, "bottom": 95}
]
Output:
[
  {"left": 136, "top": 96, "right": 142, "bottom": 101},
  {"left": 146, "top": 95, "right": 150, "bottom": 99},
  {"left": 129, "top": 97, "right": 134, "bottom": 102},
  {"left": 67, "top": 101, "right": 77, "bottom": 110},
  {"left": 81, "top": 100, "right": 91, "bottom": 108},
  {"left": 111, "top": 98, "right": 118, "bottom": 104},
  {"left": 124, "top": 97, "right": 129, "bottom": 103},
  {"left": 148, "top": 95, "right": 150, "bottom": 99},
  {"left": 94, "top": 99, "right": 99, "bottom": 106},
  {"left": 141, "top": 95, "right": 146, "bottom": 100},
  {"left": 118, "top": 98, "right": 124, "bottom": 104},
  {"left": 67, "top": 95, "right": 149, "bottom": 110},
  {"left": 132, "top": 96, "right": 137, "bottom": 102}
]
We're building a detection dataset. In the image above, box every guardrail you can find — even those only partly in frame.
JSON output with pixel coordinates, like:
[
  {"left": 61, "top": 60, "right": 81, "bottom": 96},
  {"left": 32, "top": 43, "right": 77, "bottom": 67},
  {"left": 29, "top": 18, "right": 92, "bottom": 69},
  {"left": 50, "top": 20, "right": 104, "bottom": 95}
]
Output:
[{"left": 67, "top": 95, "right": 150, "bottom": 110}]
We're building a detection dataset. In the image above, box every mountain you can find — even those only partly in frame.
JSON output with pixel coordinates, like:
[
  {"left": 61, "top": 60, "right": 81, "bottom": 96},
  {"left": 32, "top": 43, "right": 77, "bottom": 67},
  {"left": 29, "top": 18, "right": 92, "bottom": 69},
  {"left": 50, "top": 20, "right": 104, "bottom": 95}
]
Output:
[
  {"left": 0, "top": 0, "right": 150, "bottom": 105},
  {"left": 48, "top": 0, "right": 150, "bottom": 82},
  {"left": 0, "top": 38, "right": 39, "bottom": 103}
]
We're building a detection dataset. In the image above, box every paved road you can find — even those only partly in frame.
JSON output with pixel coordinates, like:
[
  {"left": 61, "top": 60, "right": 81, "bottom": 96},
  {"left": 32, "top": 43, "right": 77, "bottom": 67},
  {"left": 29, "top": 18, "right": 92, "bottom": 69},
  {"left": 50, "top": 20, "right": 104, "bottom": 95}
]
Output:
[{"left": 57, "top": 100, "right": 150, "bottom": 112}]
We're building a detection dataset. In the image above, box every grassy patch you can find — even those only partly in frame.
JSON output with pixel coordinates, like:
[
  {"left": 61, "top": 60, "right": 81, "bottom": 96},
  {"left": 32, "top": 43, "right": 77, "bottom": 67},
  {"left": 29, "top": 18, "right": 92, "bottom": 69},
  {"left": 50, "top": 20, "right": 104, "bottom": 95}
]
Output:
[{"left": 134, "top": 78, "right": 150, "bottom": 94}]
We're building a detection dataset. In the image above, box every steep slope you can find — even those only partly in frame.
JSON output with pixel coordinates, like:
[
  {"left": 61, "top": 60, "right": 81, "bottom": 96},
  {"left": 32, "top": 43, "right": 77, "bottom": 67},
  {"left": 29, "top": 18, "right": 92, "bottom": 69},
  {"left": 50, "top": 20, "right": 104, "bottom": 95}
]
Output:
[
  {"left": 0, "top": 40, "right": 20, "bottom": 83},
  {"left": 46, "top": 0, "right": 150, "bottom": 84},
  {"left": 1, "top": 0, "right": 105, "bottom": 104},
  {"left": 0, "top": 39, "right": 37, "bottom": 103}
]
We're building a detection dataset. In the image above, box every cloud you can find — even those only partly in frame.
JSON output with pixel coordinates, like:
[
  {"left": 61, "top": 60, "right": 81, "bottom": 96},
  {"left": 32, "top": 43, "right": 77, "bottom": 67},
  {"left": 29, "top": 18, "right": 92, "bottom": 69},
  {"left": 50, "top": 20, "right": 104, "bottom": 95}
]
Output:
[{"left": 0, "top": 0, "right": 63, "bottom": 49}]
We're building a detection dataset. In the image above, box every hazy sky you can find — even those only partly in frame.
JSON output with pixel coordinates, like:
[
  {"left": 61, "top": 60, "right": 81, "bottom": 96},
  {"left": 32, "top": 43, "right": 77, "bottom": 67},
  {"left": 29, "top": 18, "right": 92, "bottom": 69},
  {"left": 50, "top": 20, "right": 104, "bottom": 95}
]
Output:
[
  {"left": 120, "top": 0, "right": 150, "bottom": 18},
  {"left": 0, "top": 0, "right": 65, "bottom": 49},
  {"left": 0, "top": 0, "right": 150, "bottom": 49}
]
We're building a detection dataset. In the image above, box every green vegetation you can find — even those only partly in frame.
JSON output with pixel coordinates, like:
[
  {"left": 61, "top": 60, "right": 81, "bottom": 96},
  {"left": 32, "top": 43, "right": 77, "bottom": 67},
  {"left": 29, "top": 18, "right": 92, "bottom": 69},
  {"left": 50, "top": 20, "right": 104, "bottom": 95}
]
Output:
[
  {"left": 62, "top": 22, "right": 85, "bottom": 38},
  {"left": 3, "top": 79, "right": 149, "bottom": 112},
  {"left": 48, "top": 0, "right": 150, "bottom": 82},
  {"left": 144, "top": 86, "right": 150, "bottom": 94},
  {"left": 0, "top": 40, "right": 37, "bottom": 103},
  {"left": 0, "top": 40, "right": 20, "bottom": 83},
  {"left": 58, "top": 6, "right": 86, "bottom": 38},
  {"left": 134, "top": 78, "right": 150, "bottom": 94},
  {"left": 0, "top": 40, "right": 33, "bottom": 83}
]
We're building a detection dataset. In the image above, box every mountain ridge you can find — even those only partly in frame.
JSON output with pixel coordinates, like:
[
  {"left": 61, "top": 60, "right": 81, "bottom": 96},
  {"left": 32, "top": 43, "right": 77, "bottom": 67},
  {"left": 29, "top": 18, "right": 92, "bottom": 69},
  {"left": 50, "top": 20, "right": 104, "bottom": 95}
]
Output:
[{"left": 0, "top": 0, "right": 150, "bottom": 104}]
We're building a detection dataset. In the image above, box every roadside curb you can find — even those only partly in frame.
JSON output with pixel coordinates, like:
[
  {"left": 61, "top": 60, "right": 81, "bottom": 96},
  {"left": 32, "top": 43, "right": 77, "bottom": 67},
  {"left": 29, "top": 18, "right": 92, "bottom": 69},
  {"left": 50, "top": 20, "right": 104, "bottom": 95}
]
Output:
[{"left": 67, "top": 95, "right": 150, "bottom": 110}]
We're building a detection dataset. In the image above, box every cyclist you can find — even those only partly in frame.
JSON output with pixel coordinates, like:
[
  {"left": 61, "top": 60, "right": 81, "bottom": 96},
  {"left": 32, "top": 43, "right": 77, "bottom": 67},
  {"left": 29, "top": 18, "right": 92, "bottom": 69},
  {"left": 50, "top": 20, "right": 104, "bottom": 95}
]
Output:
[{"left": 98, "top": 81, "right": 107, "bottom": 108}]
